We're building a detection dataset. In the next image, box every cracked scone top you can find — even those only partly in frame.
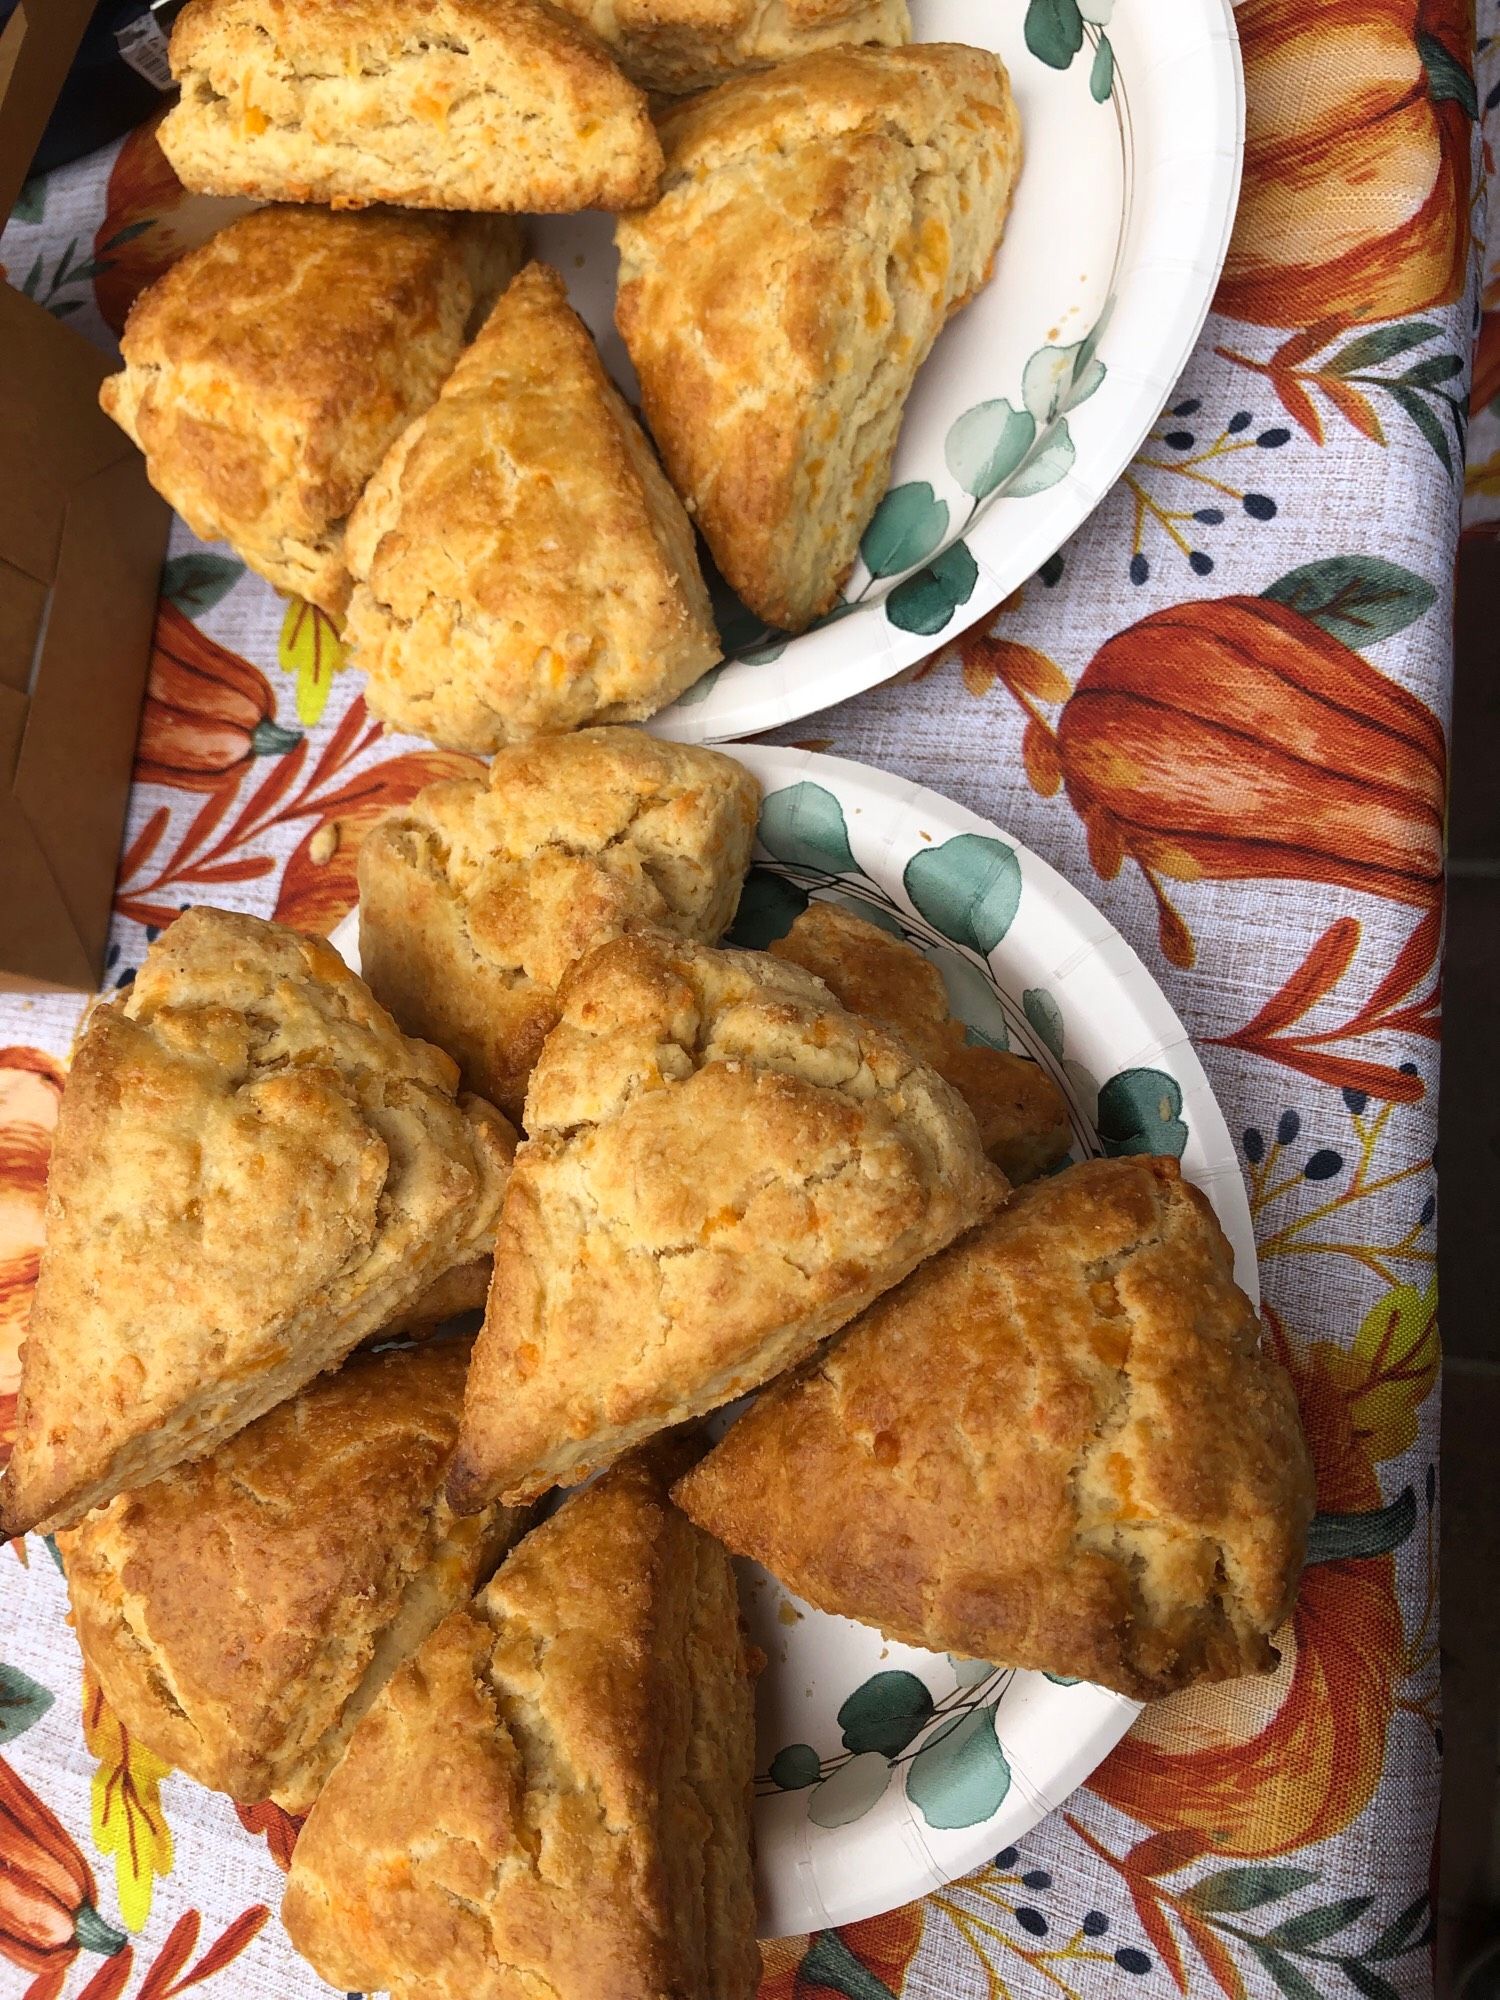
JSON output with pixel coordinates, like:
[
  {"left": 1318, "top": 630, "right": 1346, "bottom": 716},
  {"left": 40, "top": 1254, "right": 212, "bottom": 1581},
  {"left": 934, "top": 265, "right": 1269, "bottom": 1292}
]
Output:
[
  {"left": 359, "top": 728, "right": 760, "bottom": 1123},
  {"left": 160, "top": 0, "right": 664, "bottom": 213},
  {"left": 99, "top": 204, "right": 524, "bottom": 618},
  {"left": 59, "top": 1340, "right": 529, "bottom": 1816},
  {"left": 615, "top": 42, "right": 1022, "bottom": 632},
  {"left": 282, "top": 1448, "right": 761, "bottom": 2000},
  {"left": 549, "top": 0, "right": 910, "bottom": 95},
  {"left": 675, "top": 1156, "right": 1315, "bottom": 1700},
  {"left": 0, "top": 907, "right": 517, "bottom": 1539},
  {"left": 344, "top": 263, "right": 721, "bottom": 751},
  {"left": 447, "top": 930, "right": 1006, "bottom": 1510}
]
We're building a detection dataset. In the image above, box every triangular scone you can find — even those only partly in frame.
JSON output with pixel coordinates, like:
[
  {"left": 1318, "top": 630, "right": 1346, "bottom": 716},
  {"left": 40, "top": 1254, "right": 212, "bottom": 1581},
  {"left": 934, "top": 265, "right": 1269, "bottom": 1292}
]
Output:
[
  {"left": 615, "top": 44, "right": 1022, "bottom": 632},
  {"left": 282, "top": 1449, "right": 761, "bottom": 2000},
  {"left": 770, "top": 900, "right": 1071, "bottom": 1183},
  {"left": 447, "top": 931, "right": 1006, "bottom": 1510},
  {"left": 359, "top": 729, "right": 760, "bottom": 1122},
  {"left": 160, "top": 0, "right": 663, "bottom": 213},
  {"left": 59, "top": 1340, "right": 529, "bottom": 1815},
  {"left": 344, "top": 264, "right": 721, "bottom": 752},
  {"left": 676, "top": 1158, "right": 1316, "bottom": 1700},
  {"left": 549, "top": 0, "right": 909, "bottom": 94},
  {"left": 0, "top": 909, "right": 516, "bottom": 1538}
]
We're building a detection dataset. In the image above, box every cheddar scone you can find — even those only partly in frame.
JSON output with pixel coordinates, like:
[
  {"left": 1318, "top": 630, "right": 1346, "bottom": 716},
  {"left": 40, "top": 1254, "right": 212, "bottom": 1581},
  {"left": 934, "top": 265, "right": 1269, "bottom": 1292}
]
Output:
[
  {"left": 616, "top": 44, "right": 1022, "bottom": 631},
  {"left": 0, "top": 908, "right": 516, "bottom": 1538},
  {"left": 550, "top": 0, "right": 909, "bottom": 95},
  {"left": 61, "top": 1340, "right": 529, "bottom": 1814},
  {"left": 345, "top": 263, "right": 721, "bottom": 751},
  {"left": 100, "top": 204, "right": 523, "bottom": 616}
]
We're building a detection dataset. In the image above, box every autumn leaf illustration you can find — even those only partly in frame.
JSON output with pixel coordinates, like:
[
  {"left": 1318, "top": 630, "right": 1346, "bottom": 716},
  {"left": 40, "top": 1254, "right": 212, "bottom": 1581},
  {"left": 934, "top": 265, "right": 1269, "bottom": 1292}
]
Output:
[{"left": 81, "top": 1668, "right": 174, "bottom": 1933}]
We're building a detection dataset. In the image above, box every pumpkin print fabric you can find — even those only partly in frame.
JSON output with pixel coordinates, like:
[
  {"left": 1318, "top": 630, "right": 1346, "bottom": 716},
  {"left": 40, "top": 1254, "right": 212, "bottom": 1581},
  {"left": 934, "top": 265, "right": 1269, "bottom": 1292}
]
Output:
[{"left": 0, "top": 2, "right": 1479, "bottom": 1994}]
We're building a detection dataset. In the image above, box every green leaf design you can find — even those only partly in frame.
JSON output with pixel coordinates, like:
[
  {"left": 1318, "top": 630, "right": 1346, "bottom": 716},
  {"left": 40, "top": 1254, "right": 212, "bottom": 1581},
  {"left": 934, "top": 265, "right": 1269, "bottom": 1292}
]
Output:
[
  {"left": 758, "top": 782, "right": 857, "bottom": 874},
  {"left": 950, "top": 1656, "right": 995, "bottom": 1688},
  {"left": 838, "top": 1671, "right": 935, "bottom": 1757},
  {"left": 1367, "top": 1892, "right": 1432, "bottom": 1962},
  {"left": 1043, "top": 1673, "right": 1081, "bottom": 1686},
  {"left": 1341, "top": 1963, "right": 1404, "bottom": 2000},
  {"left": 946, "top": 399, "right": 1037, "bottom": 499},
  {"left": 741, "top": 636, "right": 789, "bottom": 665},
  {"left": 1417, "top": 31, "right": 1478, "bottom": 116},
  {"left": 1096, "top": 1068, "right": 1187, "bottom": 1158},
  {"left": 1401, "top": 352, "right": 1464, "bottom": 388},
  {"left": 12, "top": 176, "right": 46, "bottom": 225},
  {"left": 1064, "top": 1058, "right": 1099, "bottom": 1129},
  {"left": 825, "top": 892, "right": 904, "bottom": 936},
  {"left": 1248, "top": 1945, "right": 1322, "bottom": 2000},
  {"left": 1304, "top": 1488, "right": 1415, "bottom": 1565},
  {"left": 1388, "top": 383, "right": 1455, "bottom": 474},
  {"left": 1181, "top": 1866, "right": 1319, "bottom": 1916},
  {"left": 799, "top": 1931, "right": 901, "bottom": 2000},
  {"left": 861, "top": 482, "right": 949, "bottom": 578},
  {"left": 1008, "top": 420, "right": 1077, "bottom": 496},
  {"left": 0, "top": 1663, "right": 54, "bottom": 1744},
  {"left": 1022, "top": 988, "right": 1065, "bottom": 1062},
  {"left": 807, "top": 1751, "right": 892, "bottom": 1828},
  {"left": 929, "top": 947, "right": 1010, "bottom": 1051},
  {"left": 1266, "top": 1897, "right": 1374, "bottom": 1948},
  {"left": 885, "top": 541, "right": 979, "bottom": 636},
  {"left": 904, "top": 835, "right": 1022, "bottom": 956},
  {"left": 769, "top": 1743, "right": 823, "bottom": 1790},
  {"left": 1326, "top": 322, "right": 1441, "bottom": 375},
  {"left": 161, "top": 552, "right": 246, "bottom": 616},
  {"left": 906, "top": 1707, "right": 1011, "bottom": 1829},
  {"left": 1089, "top": 31, "right": 1114, "bottom": 101},
  {"left": 1025, "top": 0, "right": 1084, "bottom": 67},
  {"left": 727, "top": 868, "right": 809, "bottom": 949},
  {"left": 674, "top": 665, "right": 723, "bottom": 706},
  {"left": 43, "top": 1535, "right": 65, "bottom": 1572},
  {"left": 1261, "top": 556, "right": 1437, "bottom": 646}
]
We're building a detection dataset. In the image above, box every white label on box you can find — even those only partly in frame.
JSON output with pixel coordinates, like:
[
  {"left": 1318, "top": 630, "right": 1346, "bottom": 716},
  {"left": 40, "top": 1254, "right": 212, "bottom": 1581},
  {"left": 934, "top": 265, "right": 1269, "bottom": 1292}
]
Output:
[{"left": 115, "top": 15, "right": 175, "bottom": 91}]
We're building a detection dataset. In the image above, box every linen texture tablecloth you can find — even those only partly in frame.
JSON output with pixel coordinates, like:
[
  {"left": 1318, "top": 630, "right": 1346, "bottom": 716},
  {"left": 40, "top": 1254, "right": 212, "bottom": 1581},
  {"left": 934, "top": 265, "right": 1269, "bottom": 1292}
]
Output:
[{"left": 0, "top": 2, "right": 1482, "bottom": 1995}]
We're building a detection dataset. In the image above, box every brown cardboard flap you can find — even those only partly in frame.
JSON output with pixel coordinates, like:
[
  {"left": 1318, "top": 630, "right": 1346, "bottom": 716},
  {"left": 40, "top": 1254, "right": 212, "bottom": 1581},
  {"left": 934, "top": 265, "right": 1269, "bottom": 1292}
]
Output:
[{"left": 0, "top": 3, "right": 95, "bottom": 225}]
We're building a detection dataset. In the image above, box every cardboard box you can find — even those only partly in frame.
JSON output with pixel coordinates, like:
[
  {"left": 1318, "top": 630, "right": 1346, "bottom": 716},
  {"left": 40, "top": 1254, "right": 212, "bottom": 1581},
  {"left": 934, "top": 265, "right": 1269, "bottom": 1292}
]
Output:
[{"left": 0, "top": 1, "right": 170, "bottom": 992}]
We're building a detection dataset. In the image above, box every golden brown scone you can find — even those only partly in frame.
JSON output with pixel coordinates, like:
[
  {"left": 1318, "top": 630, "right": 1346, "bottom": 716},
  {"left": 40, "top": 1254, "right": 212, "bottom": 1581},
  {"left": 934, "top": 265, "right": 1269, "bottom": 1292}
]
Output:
[
  {"left": 550, "top": 0, "right": 908, "bottom": 94},
  {"left": 59, "top": 1340, "right": 529, "bottom": 1815},
  {"left": 676, "top": 1157, "right": 1315, "bottom": 1701},
  {"left": 770, "top": 901, "right": 1071, "bottom": 1183},
  {"left": 615, "top": 44, "right": 1022, "bottom": 633},
  {"left": 448, "top": 931, "right": 1006, "bottom": 1510},
  {"left": 160, "top": 0, "right": 663, "bottom": 214},
  {"left": 376, "top": 1255, "right": 493, "bottom": 1338},
  {"left": 345, "top": 263, "right": 720, "bottom": 751},
  {"left": 359, "top": 729, "right": 760, "bottom": 1124},
  {"left": 282, "top": 1447, "right": 761, "bottom": 2000},
  {"left": 99, "top": 205, "right": 524, "bottom": 618},
  {"left": 0, "top": 909, "right": 517, "bottom": 1539}
]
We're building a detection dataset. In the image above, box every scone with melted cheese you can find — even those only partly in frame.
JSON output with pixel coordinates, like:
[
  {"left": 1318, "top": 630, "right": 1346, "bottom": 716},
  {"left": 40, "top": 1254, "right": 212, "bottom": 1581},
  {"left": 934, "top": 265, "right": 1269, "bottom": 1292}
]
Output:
[
  {"left": 100, "top": 205, "right": 523, "bottom": 617},
  {"left": 60, "top": 1340, "right": 529, "bottom": 1815},
  {"left": 345, "top": 263, "right": 720, "bottom": 751},
  {"left": 615, "top": 43, "right": 1022, "bottom": 632},
  {"left": 550, "top": 0, "right": 909, "bottom": 95},
  {"left": 447, "top": 930, "right": 1006, "bottom": 1510},
  {"left": 676, "top": 1157, "right": 1315, "bottom": 1700},
  {"left": 161, "top": 0, "right": 663, "bottom": 213},
  {"left": 770, "top": 900, "right": 1071, "bottom": 1183},
  {"left": 360, "top": 729, "right": 760, "bottom": 1123},
  {"left": 282, "top": 1447, "right": 761, "bottom": 2000},
  {"left": 0, "top": 908, "right": 516, "bottom": 1538}
]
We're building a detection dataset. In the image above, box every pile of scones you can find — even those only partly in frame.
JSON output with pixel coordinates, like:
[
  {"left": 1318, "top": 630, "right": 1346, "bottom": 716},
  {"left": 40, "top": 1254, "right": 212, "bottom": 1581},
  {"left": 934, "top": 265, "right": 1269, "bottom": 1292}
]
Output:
[{"left": 0, "top": 4, "right": 1317, "bottom": 1996}]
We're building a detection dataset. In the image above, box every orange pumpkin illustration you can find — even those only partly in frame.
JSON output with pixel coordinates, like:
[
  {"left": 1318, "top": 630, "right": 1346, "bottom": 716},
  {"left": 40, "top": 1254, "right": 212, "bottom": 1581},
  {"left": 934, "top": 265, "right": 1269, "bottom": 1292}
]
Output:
[
  {"left": 759, "top": 1904, "right": 925, "bottom": 1998},
  {"left": 0, "top": 1757, "right": 125, "bottom": 1976},
  {"left": 0, "top": 1049, "right": 64, "bottom": 1466},
  {"left": 93, "top": 111, "right": 253, "bottom": 336},
  {"left": 1218, "top": 0, "right": 1473, "bottom": 327},
  {"left": 137, "top": 602, "right": 301, "bottom": 794}
]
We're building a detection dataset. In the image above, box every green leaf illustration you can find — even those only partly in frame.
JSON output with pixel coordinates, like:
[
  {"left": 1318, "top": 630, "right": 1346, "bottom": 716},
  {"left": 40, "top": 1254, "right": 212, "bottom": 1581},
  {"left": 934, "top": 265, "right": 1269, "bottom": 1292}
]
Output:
[
  {"left": 799, "top": 1931, "right": 901, "bottom": 1999},
  {"left": 1341, "top": 1964, "right": 1404, "bottom": 2000},
  {"left": 860, "top": 482, "right": 949, "bottom": 578},
  {"left": 807, "top": 1752, "right": 892, "bottom": 1828},
  {"left": 1304, "top": 1488, "right": 1415, "bottom": 1565},
  {"left": 160, "top": 553, "right": 246, "bottom": 616},
  {"left": 1401, "top": 352, "right": 1464, "bottom": 389},
  {"left": 929, "top": 947, "right": 1011, "bottom": 1050},
  {"left": 1025, "top": 0, "right": 1084, "bottom": 67},
  {"left": 838, "top": 1671, "right": 935, "bottom": 1757},
  {"left": 904, "top": 835, "right": 1022, "bottom": 956},
  {"left": 1008, "top": 420, "right": 1077, "bottom": 496},
  {"left": 769, "top": 1743, "right": 823, "bottom": 1790},
  {"left": 946, "top": 399, "right": 1037, "bottom": 499},
  {"left": 1262, "top": 556, "right": 1437, "bottom": 646},
  {"left": 1064, "top": 1058, "right": 1099, "bottom": 1129},
  {"left": 1096, "top": 1068, "right": 1187, "bottom": 1158},
  {"left": 885, "top": 541, "right": 979, "bottom": 635},
  {"left": 906, "top": 1707, "right": 1011, "bottom": 1829},
  {"left": 758, "top": 783, "right": 857, "bottom": 874},
  {"left": 1089, "top": 30, "right": 1114, "bottom": 100},
  {"left": 0, "top": 1663, "right": 54, "bottom": 1744},
  {"left": 1182, "top": 1866, "right": 1319, "bottom": 1916},
  {"left": 824, "top": 892, "right": 905, "bottom": 936},
  {"left": 1266, "top": 1897, "right": 1375, "bottom": 1948},
  {"left": 1326, "top": 321, "right": 1441, "bottom": 375},
  {"left": 1022, "top": 988, "right": 1065, "bottom": 1062},
  {"left": 1387, "top": 384, "right": 1455, "bottom": 474},
  {"left": 1022, "top": 342, "right": 1106, "bottom": 425},
  {"left": 1367, "top": 1892, "right": 1432, "bottom": 1962},
  {"left": 728, "top": 867, "right": 809, "bottom": 949},
  {"left": 1249, "top": 1944, "right": 1322, "bottom": 2000},
  {"left": 674, "top": 665, "right": 723, "bottom": 706},
  {"left": 12, "top": 176, "right": 46, "bottom": 225},
  {"left": 1417, "top": 31, "right": 1478, "bottom": 116},
  {"left": 1043, "top": 1673, "right": 1081, "bottom": 1686},
  {"left": 950, "top": 1656, "right": 996, "bottom": 1688}
]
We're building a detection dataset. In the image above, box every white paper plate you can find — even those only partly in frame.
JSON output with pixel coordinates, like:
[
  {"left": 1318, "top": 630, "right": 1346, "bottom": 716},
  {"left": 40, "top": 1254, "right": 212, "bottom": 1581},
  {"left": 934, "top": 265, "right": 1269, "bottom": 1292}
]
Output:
[
  {"left": 329, "top": 744, "right": 1256, "bottom": 1935},
  {"left": 533, "top": 0, "right": 1244, "bottom": 741}
]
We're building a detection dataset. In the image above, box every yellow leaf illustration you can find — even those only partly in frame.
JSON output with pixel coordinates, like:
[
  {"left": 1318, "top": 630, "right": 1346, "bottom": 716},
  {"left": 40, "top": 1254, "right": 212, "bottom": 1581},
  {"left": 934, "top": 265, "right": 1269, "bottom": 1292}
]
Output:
[
  {"left": 1346, "top": 1276, "right": 1440, "bottom": 1465},
  {"left": 81, "top": 1665, "right": 174, "bottom": 1933},
  {"left": 278, "top": 596, "right": 346, "bottom": 727}
]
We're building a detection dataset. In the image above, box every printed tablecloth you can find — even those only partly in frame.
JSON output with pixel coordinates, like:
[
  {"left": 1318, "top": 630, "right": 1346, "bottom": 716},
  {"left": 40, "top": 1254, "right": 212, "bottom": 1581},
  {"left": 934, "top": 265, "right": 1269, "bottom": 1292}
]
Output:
[{"left": 0, "top": 2, "right": 1483, "bottom": 1995}]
